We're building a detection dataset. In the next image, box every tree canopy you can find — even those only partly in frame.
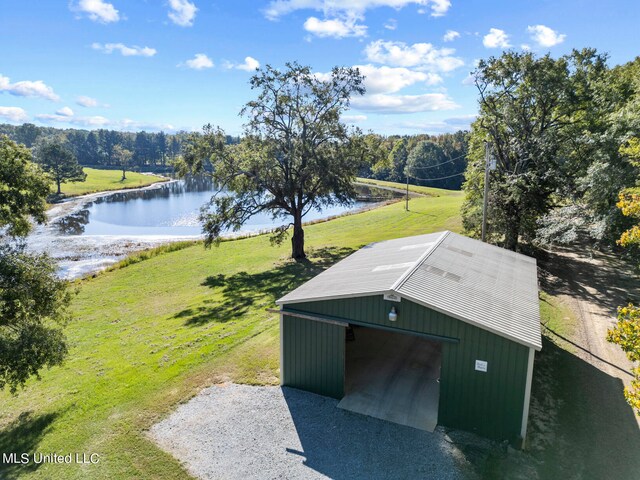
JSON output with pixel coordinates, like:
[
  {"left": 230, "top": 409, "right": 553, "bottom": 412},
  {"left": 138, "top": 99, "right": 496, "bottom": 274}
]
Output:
[
  {"left": 178, "top": 62, "right": 366, "bottom": 259},
  {"left": 0, "top": 136, "right": 71, "bottom": 393},
  {"left": 0, "top": 135, "right": 50, "bottom": 237},
  {"left": 34, "top": 136, "right": 86, "bottom": 195},
  {"left": 462, "top": 49, "right": 613, "bottom": 251}
]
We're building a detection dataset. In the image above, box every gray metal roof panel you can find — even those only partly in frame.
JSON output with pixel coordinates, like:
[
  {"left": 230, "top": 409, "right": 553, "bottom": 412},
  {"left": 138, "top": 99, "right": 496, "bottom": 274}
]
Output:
[
  {"left": 276, "top": 232, "right": 444, "bottom": 305},
  {"left": 396, "top": 232, "right": 541, "bottom": 350},
  {"left": 277, "top": 231, "right": 542, "bottom": 350}
]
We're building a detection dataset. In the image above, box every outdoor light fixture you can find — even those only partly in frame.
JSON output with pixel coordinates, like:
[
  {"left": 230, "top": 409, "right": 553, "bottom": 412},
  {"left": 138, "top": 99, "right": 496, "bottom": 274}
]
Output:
[{"left": 388, "top": 306, "right": 398, "bottom": 322}]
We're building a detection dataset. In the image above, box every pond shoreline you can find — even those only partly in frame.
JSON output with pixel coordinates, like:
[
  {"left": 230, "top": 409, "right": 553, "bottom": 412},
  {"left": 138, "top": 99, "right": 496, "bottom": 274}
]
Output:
[{"left": 33, "top": 180, "right": 399, "bottom": 280}]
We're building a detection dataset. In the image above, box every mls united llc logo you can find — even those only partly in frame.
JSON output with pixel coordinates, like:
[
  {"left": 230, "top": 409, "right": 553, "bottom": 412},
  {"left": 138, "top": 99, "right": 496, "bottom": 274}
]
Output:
[{"left": 2, "top": 452, "right": 100, "bottom": 465}]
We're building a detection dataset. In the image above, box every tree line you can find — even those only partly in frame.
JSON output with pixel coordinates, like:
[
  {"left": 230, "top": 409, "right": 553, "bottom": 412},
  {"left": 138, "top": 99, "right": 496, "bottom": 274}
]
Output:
[
  {"left": 358, "top": 130, "right": 469, "bottom": 190},
  {"left": 463, "top": 48, "right": 639, "bottom": 254},
  {"left": 0, "top": 124, "right": 468, "bottom": 189},
  {"left": 0, "top": 123, "right": 240, "bottom": 171}
]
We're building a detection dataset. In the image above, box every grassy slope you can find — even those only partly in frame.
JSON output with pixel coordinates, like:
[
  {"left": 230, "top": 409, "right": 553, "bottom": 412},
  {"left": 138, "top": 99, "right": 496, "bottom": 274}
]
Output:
[
  {"left": 58, "top": 168, "right": 167, "bottom": 197},
  {"left": 0, "top": 190, "right": 463, "bottom": 479},
  {"left": 355, "top": 177, "right": 460, "bottom": 197}
]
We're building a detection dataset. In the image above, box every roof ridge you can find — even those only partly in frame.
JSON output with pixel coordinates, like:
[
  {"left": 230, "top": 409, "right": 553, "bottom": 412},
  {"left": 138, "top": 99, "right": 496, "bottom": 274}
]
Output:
[{"left": 390, "top": 230, "right": 450, "bottom": 293}]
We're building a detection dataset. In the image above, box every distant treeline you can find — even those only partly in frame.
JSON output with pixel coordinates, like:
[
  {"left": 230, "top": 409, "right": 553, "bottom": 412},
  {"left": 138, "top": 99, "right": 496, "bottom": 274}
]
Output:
[
  {"left": 359, "top": 130, "right": 469, "bottom": 190},
  {"left": 0, "top": 123, "right": 239, "bottom": 172},
  {"left": 0, "top": 123, "right": 469, "bottom": 188}
]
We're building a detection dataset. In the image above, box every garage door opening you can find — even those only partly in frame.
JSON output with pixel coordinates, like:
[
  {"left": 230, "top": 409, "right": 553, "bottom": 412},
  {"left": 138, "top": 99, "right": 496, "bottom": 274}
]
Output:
[{"left": 338, "top": 325, "right": 442, "bottom": 432}]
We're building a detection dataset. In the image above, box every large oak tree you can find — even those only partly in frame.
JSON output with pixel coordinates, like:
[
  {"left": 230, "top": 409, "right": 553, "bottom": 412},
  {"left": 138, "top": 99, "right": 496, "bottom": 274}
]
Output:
[
  {"left": 179, "top": 62, "right": 366, "bottom": 259},
  {"left": 462, "top": 49, "right": 608, "bottom": 251}
]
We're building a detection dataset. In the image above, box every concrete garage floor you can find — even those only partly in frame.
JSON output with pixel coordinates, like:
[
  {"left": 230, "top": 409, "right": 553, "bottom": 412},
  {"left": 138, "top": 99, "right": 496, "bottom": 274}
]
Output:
[
  {"left": 338, "top": 326, "right": 441, "bottom": 432},
  {"left": 149, "top": 384, "right": 469, "bottom": 480}
]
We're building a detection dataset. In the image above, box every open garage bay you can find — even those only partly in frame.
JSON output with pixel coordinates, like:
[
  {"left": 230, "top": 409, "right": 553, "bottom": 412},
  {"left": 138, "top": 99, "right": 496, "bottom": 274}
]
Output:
[{"left": 339, "top": 326, "right": 442, "bottom": 432}]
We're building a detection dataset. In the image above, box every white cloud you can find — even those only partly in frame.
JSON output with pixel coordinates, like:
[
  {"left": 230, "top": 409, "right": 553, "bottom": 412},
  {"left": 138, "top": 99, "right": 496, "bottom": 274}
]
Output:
[
  {"left": 72, "top": 0, "right": 120, "bottom": 23},
  {"left": 0, "top": 106, "right": 28, "bottom": 123},
  {"left": 56, "top": 106, "right": 74, "bottom": 117},
  {"left": 117, "top": 119, "right": 176, "bottom": 132},
  {"left": 0, "top": 74, "right": 60, "bottom": 101},
  {"left": 76, "top": 95, "right": 107, "bottom": 107},
  {"left": 355, "top": 64, "right": 442, "bottom": 94},
  {"left": 527, "top": 25, "right": 566, "bottom": 47},
  {"left": 443, "top": 30, "right": 459, "bottom": 42},
  {"left": 342, "top": 114, "right": 367, "bottom": 123},
  {"left": 264, "top": 0, "right": 451, "bottom": 20},
  {"left": 483, "top": 28, "right": 510, "bottom": 48},
  {"left": 35, "top": 112, "right": 176, "bottom": 132},
  {"left": 461, "top": 73, "right": 476, "bottom": 86},
  {"left": 351, "top": 92, "right": 459, "bottom": 113},
  {"left": 521, "top": 44, "right": 531, "bottom": 51},
  {"left": 92, "top": 43, "right": 157, "bottom": 57},
  {"left": 304, "top": 16, "right": 367, "bottom": 38},
  {"left": 364, "top": 40, "right": 464, "bottom": 72},
  {"left": 168, "top": 0, "right": 198, "bottom": 27},
  {"left": 384, "top": 18, "right": 397, "bottom": 30},
  {"left": 236, "top": 56, "right": 260, "bottom": 71},
  {"left": 36, "top": 113, "right": 111, "bottom": 127},
  {"left": 396, "top": 114, "right": 477, "bottom": 133},
  {"left": 182, "top": 53, "right": 214, "bottom": 70}
]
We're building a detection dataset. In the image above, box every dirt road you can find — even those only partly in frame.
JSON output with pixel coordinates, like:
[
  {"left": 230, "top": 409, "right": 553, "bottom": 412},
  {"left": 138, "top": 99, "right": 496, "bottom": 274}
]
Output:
[{"left": 540, "top": 247, "right": 639, "bottom": 428}]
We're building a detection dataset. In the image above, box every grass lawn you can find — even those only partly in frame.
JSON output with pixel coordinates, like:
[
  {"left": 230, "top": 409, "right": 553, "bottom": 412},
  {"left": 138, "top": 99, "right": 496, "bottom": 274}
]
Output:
[
  {"left": 355, "top": 177, "right": 461, "bottom": 197},
  {"left": 0, "top": 188, "right": 463, "bottom": 479},
  {"left": 55, "top": 168, "right": 168, "bottom": 198}
]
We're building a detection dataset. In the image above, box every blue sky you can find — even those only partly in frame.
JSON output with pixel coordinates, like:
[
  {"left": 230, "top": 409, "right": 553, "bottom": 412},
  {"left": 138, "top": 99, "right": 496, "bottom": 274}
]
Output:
[{"left": 0, "top": 0, "right": 638, "bottom": 135}]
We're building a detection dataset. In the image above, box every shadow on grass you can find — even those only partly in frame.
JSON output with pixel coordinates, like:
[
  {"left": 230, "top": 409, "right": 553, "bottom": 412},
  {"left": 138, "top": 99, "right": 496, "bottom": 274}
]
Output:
[
  {"left": 174, "top": 246, "right": 356, "bottom": 326},
  {"left": 0, "top": 411, "right": 59, "bottom": 479},
  {"left": 526, "top": 337, "right": 640, "bottom": 480}
]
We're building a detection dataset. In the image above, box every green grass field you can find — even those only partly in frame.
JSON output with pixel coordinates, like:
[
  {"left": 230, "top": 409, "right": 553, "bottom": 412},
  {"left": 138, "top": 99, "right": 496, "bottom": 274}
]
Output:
[
  {"left": 355, "top": 177, "right": 461, "bottom": 197},
  {"left": 56, "top": 168, "right": 168, "bottom": 197},
  {"left": 0, "top": 188, "right": 463, "bottom": 479}
]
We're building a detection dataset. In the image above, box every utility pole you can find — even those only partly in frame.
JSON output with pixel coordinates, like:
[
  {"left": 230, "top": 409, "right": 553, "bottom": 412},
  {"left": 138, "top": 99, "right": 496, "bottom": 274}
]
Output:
[
  {"left": 405, "top": 174, "right": 409, "bottom": 211},
  {"left": 481, "top": 142, "right": 491, "bottom": 242}
]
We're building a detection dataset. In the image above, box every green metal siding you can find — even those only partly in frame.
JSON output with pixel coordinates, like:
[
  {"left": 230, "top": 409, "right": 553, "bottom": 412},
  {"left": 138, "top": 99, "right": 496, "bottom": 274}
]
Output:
[
  {"left": 288, "top": 296, "right": 530, "bottom": 442},
  {"left": 281, "top": 314, "right": 345, "bottom": 399}
]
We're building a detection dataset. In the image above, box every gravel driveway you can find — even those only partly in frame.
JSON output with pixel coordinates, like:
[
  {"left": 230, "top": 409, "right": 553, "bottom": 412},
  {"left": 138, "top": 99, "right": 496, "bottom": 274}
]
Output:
[{"left": 149, "top": 383, "right": 470, "bottom": 480}]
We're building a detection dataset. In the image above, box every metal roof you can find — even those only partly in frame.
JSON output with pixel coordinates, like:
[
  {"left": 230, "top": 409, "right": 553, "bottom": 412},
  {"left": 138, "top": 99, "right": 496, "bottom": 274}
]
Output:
[{"left": 276, "top": 231, "right": 542, "bottom": 350}]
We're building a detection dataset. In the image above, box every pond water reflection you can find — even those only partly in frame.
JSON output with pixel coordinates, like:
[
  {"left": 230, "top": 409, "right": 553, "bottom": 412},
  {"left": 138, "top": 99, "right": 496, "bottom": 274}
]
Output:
[{"left": 28, "top": 178, "right": 399, "bottom": 279}]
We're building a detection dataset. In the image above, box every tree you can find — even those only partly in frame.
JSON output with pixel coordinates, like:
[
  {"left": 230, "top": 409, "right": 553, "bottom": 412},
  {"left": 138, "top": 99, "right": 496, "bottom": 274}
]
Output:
[
  {"left": 606, "top": 138, "right": 640, "bottom": 415},
  {"left": 34, "top": 136, "right": 86, "bottom": 195},
  {"left": 0, "top": 136, "right": 50, "bottom": 237},
  {"left": 0, "top": 245, "right": 71, "bottom": 393},
  {"left": 462, "top": 50, "right": 607, "bottom": 250},
  {"left": 114, "top": 145, "right": 133, "bottom": 180},
  {"left": 0, "top": 136, "right": 71, "bottom": 393},
  {"left": 406, "top": 140, "right": 447, "bottom": 186},
  {"left": 607, "top": 305, "right": 640, "bottom": 415},
  {"left": 178, "top": 62, "right": 366, "bottom": 259},
  {"left": 388, "top": 139, "right": 408, "bottom": 183}
]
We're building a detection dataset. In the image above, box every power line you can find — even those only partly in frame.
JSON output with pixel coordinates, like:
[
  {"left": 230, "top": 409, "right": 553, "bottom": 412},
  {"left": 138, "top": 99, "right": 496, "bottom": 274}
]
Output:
[
  {"left": 408, "top": 152, "right": 467, "bottom": 170},
  {"left": 409, "top": 171, "right": 466, "bottom": 182}
]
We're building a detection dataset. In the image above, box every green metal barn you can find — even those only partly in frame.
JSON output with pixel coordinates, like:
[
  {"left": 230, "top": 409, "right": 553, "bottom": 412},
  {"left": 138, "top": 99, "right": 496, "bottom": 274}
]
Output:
[{"left": 276, "top": 231, "right": 542, "bottom": 445}]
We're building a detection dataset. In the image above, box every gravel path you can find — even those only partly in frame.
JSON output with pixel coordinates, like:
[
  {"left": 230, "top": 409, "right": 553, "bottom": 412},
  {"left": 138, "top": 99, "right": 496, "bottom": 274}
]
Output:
[
  {"left": 540, "top": 247, "right": 640, "bottom": 430},
  {"left": 149, "top": 383, "right": 470, "bottom": 480}
]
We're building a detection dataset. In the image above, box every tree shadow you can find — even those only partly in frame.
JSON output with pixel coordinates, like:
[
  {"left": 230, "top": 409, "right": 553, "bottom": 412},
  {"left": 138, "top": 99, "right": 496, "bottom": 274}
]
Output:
[
  {"left": 175, "top": 246, "right": 356, "bottom": 326},
  {"left": 537, "top": 247, "right": 640, "bottom": 316},
  {"left": 526, "top": 337, "right": 640, "bottom": 480},
  {"left": 0, "top": 411, "right": 60, "bottom": 479}
]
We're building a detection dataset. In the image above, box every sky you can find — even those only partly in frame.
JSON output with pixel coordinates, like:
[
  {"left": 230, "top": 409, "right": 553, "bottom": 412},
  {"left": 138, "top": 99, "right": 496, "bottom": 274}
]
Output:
[{"left": 0, "top": 0, "right": 638, "bottom": 136}]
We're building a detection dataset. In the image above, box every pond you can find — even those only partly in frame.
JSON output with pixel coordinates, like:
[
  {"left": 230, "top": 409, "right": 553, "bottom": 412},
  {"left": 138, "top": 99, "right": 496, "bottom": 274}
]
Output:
[{"left": 27, "top": 177, "right": 399, "bottom": 279}]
